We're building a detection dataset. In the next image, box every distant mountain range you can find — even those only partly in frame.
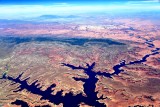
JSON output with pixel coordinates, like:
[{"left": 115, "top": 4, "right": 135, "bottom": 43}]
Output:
[
  {"left": 0, "top": 15, "right": 80, "bottom": 23},
  {"left": 38, "top": 15, "right": 80, "bottom": 19}
]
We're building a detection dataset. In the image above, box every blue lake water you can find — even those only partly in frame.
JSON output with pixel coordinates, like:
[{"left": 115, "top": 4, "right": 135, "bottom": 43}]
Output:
[{"left": 11, "top": 100, "right": 29, "bottom": 107}]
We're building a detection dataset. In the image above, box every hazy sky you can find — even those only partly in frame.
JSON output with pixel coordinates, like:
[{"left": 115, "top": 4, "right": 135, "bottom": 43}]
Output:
[
  {"left": 0, "top": 0, "right": 159, "bottom": 19},
  {"left": 0, "top": 0, "right": 159, "bottom": 4}
]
